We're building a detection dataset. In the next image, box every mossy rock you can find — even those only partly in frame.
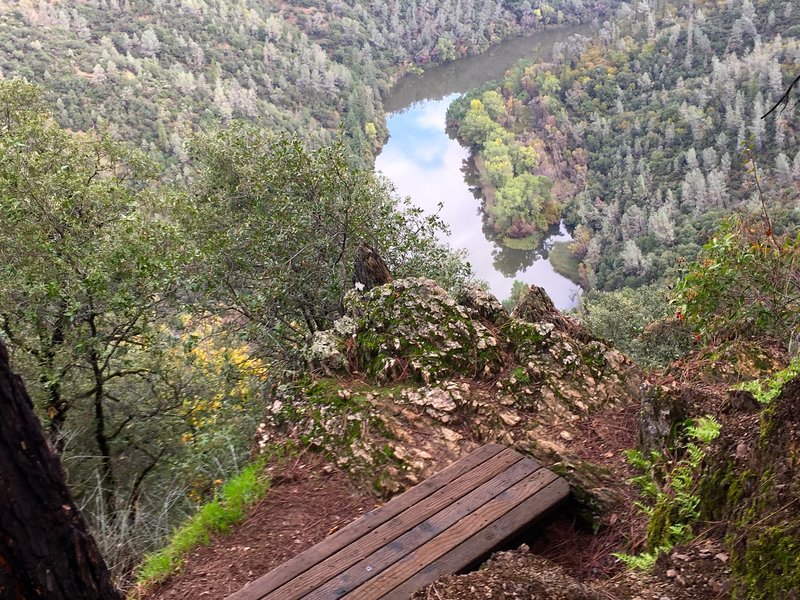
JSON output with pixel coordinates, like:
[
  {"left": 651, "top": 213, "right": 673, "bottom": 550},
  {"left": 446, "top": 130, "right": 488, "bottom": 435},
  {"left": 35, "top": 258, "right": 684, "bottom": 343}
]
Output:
[
  {"left": 258, "top": 378, "right": 404, "bottom": 493},
  {"left": 550, "top": 457, "right": 624, "bottom": 531},
  {"left": 503, "top": 320, "right": 556, "bottom": 361},
  {"left": 346, "top": 278, "right": 505, "bottom": 384},
  {"left": 698, "top": 376, "right": 800, "bottom": 597}
]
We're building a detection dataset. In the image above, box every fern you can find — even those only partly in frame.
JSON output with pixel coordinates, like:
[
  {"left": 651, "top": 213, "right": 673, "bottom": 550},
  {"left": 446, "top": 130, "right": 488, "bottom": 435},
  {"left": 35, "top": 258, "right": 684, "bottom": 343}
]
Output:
[
  {"left": 732, "top": 356, "right": 800, "bottom": 404},
  {"left": 621, "top": 416, "right": 722, "bottom": 570}
]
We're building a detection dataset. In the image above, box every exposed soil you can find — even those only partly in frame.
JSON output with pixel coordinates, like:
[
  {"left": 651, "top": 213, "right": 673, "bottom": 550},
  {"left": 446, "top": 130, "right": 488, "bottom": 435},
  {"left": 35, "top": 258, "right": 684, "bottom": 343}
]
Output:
[
  {"left": 412, "top": 540, "right": 732, "bottom": 600},
  {"left": 412, "top": 547, "right": 603, "bottom": 600},
  {"left": 138, "top": 341, "right": 787, "bottom": 600},
  {"left": 140, "top": 453, "right": 377, "bottom": 600}
]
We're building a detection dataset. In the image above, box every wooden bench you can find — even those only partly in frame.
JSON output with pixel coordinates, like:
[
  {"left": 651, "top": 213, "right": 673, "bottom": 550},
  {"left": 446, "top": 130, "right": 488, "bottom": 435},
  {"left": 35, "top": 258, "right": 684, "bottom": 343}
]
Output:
[{"left": 227, "top": 444, "right": 569, "bottom": 600}]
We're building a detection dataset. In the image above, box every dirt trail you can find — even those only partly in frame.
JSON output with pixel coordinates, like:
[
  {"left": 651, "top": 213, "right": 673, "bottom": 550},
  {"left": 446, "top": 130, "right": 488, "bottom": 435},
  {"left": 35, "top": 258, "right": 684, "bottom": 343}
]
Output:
[{"left": 142, "top": 455, "right": 377, "bottom": 600}]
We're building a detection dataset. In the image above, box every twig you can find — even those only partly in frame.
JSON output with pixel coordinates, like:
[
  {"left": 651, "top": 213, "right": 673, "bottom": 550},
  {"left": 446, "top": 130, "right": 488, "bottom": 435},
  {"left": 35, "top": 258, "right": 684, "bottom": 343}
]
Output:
[
  {"left": 762, "top": 73, "right": 800, "bottom": 119},
  {"left": 749, "top": 155, "right": 780, "bottom": 250}
]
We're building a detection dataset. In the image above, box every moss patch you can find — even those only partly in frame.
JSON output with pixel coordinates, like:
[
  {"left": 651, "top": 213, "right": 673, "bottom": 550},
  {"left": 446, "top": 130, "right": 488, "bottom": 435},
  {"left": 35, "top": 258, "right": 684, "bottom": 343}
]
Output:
[{"left": 734, "top": 525, "right": 800, "bottom": 598}]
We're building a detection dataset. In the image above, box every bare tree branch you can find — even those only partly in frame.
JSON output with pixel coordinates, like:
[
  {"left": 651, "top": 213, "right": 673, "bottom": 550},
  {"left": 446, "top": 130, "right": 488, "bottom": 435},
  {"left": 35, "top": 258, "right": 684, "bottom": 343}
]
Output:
[{"left": 762, "top": 73, "right": 800, "bottom": 119}]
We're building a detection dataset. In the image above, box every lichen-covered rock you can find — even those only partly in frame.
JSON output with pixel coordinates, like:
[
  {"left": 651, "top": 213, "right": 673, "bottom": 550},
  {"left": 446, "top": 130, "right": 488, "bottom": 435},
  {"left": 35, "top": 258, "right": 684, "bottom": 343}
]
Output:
[
  {"left": 638, "top": 384, "right": 687, "bottom": 453},
  {"left": 458, "top": 285, "right": 509, "bottom": 326},
  {"left": 305, "top": 330, "right": 348, "bottom": 375},
  {"left": 255, "top": 378, "right": 478, "bottom": 496},
  {"left": 267, "top": 280, "right": 644, "bottom": 518},
  {"left": 511, "top": 284, "right": 593, "bottom": 343},
  {"left": 501, "top": 313, "right": 643, "bottom": 418},
  {"left": 345, "top": 278, "right": 505, "bottom": 383}
]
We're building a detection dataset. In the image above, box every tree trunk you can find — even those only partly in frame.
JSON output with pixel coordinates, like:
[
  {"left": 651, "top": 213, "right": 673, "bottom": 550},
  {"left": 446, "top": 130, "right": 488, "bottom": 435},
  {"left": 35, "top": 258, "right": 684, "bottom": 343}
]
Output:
[{"left": 0, "top": 340, "right": 122, "bottom": 600}]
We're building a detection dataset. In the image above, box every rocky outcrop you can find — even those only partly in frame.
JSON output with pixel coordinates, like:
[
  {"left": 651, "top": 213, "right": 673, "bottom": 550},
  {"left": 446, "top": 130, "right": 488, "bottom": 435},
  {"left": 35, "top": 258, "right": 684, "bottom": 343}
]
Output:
[{"left": 281, "top": 279, "right": 643, "bottom": 511}]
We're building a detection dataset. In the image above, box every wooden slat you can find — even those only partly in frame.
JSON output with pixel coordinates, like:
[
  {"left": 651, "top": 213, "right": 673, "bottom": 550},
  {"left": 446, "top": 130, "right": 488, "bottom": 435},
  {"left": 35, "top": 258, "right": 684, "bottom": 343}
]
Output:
[
  {"left": 226, "top": 444, "right": 506, "bottom": 600},
  {"left": 341, "top": 468, "right": 559, "bottom": 599},
  {"left": 263, "top": 449, "right": 528, "bottom": 600},
  {"left": 383, "top": 477, "right": 571, "bottom": 599},
  {"left": 305, "top": 458, "right": 540, "bottom": 599}
]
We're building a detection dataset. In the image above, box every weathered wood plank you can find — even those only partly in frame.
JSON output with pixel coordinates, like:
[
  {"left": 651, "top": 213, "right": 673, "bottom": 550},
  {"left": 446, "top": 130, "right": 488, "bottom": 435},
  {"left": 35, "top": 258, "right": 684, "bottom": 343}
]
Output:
[
  {"left": 341, "top": 468, "right": 560, "bottom": 599},
  {"left": 262, "top": 448, "right": 528, "bottom": 600},
  {"left": 382, "top": 477, "right": 571, "bottom": 599},
  {"left": 305, "top": 457, "right": 540, "bottom": 599},
  {"left": 225, "top": 444, "right": 508, "bottom": 600}
]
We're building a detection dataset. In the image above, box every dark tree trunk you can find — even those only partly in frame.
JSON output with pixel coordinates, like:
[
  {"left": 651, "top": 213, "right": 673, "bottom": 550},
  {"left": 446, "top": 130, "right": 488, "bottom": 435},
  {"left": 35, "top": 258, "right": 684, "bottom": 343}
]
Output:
[
  {"left": 0, "top": 340, "right": 123, "bottom": 600},
  {"left": 353, "top": 241, "right": 392, "bottom": 292}
]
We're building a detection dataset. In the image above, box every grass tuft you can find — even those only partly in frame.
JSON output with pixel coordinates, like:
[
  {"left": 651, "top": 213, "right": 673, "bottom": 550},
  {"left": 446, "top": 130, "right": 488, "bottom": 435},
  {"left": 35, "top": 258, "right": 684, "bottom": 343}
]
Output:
[{"left": 134, "top": 458, "right": 270, "bottom": 589}]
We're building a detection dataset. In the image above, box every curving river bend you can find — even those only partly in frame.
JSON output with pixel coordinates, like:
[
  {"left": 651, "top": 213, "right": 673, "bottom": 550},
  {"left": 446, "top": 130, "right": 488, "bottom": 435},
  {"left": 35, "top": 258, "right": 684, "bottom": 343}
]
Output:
[{"left": 376, "top": 26, "right": 589, "bottom": 310}]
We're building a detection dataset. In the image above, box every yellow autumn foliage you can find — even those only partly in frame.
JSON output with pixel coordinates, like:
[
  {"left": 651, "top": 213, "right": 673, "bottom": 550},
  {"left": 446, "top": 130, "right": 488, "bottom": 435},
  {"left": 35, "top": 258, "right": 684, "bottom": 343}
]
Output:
[{"left": 164, "top": 316, "right": 268, "bottom": 441}]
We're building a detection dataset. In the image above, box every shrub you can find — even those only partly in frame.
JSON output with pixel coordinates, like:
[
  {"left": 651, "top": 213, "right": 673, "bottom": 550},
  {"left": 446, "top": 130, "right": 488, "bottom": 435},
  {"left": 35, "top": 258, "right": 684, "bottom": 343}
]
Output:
[{"left": 674, "top": 218, "right": 800, "bottom": 345}]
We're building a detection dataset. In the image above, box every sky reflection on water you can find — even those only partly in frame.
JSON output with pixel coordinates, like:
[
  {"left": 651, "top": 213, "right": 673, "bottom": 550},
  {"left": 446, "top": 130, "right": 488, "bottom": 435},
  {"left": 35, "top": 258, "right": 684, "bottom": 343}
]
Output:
[{"left": 376, "top": 96, "right": 581, "bottom": 309}]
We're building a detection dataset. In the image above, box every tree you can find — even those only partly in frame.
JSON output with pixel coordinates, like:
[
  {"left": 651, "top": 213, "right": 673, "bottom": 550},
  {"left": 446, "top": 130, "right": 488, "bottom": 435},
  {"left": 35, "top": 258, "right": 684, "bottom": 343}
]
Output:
[
  {"left": 185, "top": 124, "right": 468, "bottom": 364},
  {"left": 0, "top": 80, "right": 183, "bottom": 527},
  {"left": 0, "top": 339, "right": 122, "bottom": 600},
  {"left": 139, "top": 28, "right": 161, "bottom": 57},
  {"left": 674, "top": 218, "right": 800, "bottom": 343}
]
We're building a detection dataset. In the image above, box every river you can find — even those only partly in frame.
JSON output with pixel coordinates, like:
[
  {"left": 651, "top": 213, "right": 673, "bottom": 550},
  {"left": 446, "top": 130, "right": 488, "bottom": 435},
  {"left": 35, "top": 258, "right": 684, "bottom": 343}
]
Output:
[{"left": 376, "top": 26, "right": 589, "bottom": 310}]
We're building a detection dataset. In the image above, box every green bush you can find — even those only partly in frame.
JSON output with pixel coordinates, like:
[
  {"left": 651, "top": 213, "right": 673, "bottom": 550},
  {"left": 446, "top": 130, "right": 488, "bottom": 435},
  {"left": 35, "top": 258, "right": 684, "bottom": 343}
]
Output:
[
  {"left": 674, "top": 218, "right": 800, "bottom": 344},
  {"left": 578, "top": 283, "right": 691, "bottom": 368},
  {"left": 617, "top": 416, "right": 721, "bottom": 569},
  {"left": 732, "top": 356, "right": 800, "bottom": 404}
]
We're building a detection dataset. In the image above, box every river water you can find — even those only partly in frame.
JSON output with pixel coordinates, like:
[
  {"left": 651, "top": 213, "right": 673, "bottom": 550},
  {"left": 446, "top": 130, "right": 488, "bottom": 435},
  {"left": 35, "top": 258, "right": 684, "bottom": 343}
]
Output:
[{"left": 376, "top": 26, "right": 588, "bottom": 310}]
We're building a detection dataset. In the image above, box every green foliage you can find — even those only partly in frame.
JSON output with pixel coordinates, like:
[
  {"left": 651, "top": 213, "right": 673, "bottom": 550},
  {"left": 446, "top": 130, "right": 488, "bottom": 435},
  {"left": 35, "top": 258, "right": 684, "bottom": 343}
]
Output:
[
  {"left": 0, "top": 0, "right": 608, "bottom": 167},
  {"left": 732, "top": 356, "right": 800, "bottom": 404},
  {"left": 186, "top": 124, "right": 469, "bottom": 364},
  {"left": 0, "top": 78, "right": 181, "bottom": 509},
  {"left": 451, "top": 91, "right": 561, "bottom": 242},
  {"left": 136, "top": 458, "right": 270, "bottom": 585},
  {"left": 579, "top": 283, "right": 691, "bottom": 368},
  {"left": 449, "top": 0, "right": 800, "bottom": 291},
  {"left": 674, "top": 218, "right": 800, "bottom": 343},
  {"left": 621, "top": 416, "right": 721, "bottom": 567},
  {"left": 511, "top": 366, "right": 530, "bottom": 384},
  {"left": 502, "top": 280, "right": 532, "bottom": 312},
  {"left": 0, "top": 81, "right": 272, "bottom": 582},
  {"left": 613, "top": 549, "right": 659, "bottom": 571},
  {"left": 685, "top": 416, "right": 722, "bottom": 445}
]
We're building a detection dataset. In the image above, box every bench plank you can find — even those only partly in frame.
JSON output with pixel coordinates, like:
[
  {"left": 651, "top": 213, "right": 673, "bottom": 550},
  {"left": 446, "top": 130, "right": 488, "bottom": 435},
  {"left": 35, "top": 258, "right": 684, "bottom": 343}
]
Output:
[
  {"left": 305, "top": 458, "right": 540, "bottom": 599},
  {"left": 226, "top": 444, "right": 570, "bottom": 600},
  {"left": 342, "top": 468, "right": 560, "bottom": 599},
  {"left": 382, "top": 477, "right": 571, "bottom": 599},
  {"left": 227, "top": 444, "right": 508, "bottom": 600},
  {"left": 263, "top": 449, "right": 527, "bottom": 600}
]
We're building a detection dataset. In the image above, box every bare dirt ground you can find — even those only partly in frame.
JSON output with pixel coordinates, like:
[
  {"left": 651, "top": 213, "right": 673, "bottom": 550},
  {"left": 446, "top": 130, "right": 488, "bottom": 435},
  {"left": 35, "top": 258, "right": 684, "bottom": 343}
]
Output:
[{"left": 141, "top": 453, "right": 377, "bottom": 600}]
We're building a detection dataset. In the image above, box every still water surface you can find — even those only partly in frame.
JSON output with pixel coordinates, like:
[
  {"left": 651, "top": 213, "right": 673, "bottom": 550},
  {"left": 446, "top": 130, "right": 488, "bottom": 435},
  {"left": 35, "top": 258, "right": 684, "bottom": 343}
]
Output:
[{"left": 377, "top": 26, "right": 588, "bottom": 309}]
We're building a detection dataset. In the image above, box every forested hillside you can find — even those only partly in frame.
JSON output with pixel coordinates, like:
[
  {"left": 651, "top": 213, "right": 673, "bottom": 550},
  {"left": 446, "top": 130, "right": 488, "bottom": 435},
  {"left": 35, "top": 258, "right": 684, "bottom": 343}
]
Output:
[
  {"left": 0, "top": 77, "right": 473, "bottom": 584},
  {"left": 448, "top": 0, "right": 800, "bottom": 290},
  {"left": 0, "top": 0, "right": 617, "bottom": 168},
  {"left": 2, "top": 0, "right": 800, "bottom": 596}
]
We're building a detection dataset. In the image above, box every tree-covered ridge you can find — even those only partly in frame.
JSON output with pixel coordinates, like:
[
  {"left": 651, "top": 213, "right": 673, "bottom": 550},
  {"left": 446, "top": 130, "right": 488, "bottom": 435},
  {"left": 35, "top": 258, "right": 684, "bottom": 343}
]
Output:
[
  {"left": 448, "top": 0, "right": 800, "bottom": 290},
  {"left": 0, "top": 0, "right": 618, "bottom": 170}
]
